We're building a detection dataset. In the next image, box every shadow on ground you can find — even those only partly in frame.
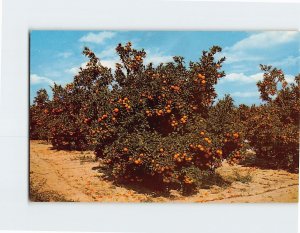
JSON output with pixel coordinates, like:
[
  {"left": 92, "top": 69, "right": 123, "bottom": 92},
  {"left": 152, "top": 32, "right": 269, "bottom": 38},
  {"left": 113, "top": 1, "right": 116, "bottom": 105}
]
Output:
[{"left": 92, "top": 164, "right": 232, "bottom": 198}]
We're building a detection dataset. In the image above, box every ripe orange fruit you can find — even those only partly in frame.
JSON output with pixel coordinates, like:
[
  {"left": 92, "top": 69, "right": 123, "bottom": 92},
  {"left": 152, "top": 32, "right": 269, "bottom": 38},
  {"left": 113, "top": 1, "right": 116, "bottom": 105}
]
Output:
[
  {"left": 123, "top": 147, "right": 128, "bottom": 152},
  {"left": 233, "top": 133, "right": 239, "bottom": 138},
  {"left": 201, "top": 80, "right": 206, "bottom": 84},
  {"left": 159, "top": 148, "right": 164, "bottom": 152},
  {"left": 198, "top": 74, "right": 205, "bottom": 79},
  {"left": 113, "top": 108, "right": 119, "bottom": 113}
]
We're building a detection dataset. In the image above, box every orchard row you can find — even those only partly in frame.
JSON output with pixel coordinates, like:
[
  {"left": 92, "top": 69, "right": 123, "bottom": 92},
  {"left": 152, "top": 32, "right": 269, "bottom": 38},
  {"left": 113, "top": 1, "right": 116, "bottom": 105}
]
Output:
[{"left": 30, "top": 43, "right": 299, "bottom": 193}]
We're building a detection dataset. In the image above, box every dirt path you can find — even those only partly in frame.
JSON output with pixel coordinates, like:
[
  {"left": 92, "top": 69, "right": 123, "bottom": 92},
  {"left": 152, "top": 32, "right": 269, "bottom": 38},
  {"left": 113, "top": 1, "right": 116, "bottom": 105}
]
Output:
[{"left": 30, "top": 140, "right": 299, "bottom": 202}]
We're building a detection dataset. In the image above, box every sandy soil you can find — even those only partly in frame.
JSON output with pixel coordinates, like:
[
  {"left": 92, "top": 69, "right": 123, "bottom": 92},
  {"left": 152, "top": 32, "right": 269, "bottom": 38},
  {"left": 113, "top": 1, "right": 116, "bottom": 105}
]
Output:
[{"left": 29, "top": 140, "right": 299, "bottom": 203}]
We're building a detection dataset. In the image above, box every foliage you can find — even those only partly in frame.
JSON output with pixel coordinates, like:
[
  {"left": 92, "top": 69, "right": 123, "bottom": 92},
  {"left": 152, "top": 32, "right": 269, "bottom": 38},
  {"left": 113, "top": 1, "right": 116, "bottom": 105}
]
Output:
[
  {"left": 242, "top": 66, "right": 299, "bottom": 172},
  {"left": 30, "top": 89, "right": 50, "bottom": 140},
  {"left": 30, "top": 43, "right": 299, "bottom": 195}
]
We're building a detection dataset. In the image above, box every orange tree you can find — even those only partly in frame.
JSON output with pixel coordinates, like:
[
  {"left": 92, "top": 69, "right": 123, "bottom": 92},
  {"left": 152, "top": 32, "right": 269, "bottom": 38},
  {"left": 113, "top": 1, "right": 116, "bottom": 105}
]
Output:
[
  {"left": 90, "top": 42, "right": 245, "bottom": 193},
  {"left": 47, "top": 83, "right": 90, "bottom": 150},
  {"left": 207, "top": 95, "right": 248, "bottom": 165},
  {"left": 244, "top": 65, "right": 299, "bottom": 172},
  {"left": 30, "top": 89, "right": 51, "bottom": 140},
  {"left": 30, "top": 43, "right": 247, "bottom": 193},
  {"left": 47, "top": 48, "right": 114, "bottom": 150}
]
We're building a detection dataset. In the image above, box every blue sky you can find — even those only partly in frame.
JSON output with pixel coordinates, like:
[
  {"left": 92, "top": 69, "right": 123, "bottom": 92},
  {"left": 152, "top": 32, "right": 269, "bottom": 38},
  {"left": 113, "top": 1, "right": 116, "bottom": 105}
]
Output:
[{"left": 30, "top": 30, "right": 300, "bottom": 105}]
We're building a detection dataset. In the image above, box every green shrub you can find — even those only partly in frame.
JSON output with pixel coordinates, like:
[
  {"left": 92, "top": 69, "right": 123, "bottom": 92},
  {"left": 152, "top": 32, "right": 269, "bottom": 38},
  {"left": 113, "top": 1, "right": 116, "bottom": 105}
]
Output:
[{"left": 244, "top": 66, "right": 299, "bottom": 172}]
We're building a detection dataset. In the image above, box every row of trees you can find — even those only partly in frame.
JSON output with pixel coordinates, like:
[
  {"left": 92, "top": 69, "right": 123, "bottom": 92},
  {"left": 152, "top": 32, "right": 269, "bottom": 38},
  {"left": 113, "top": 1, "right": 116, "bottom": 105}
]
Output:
[{"left": 30, "top": 43, "right": 299, "bottom": 193}]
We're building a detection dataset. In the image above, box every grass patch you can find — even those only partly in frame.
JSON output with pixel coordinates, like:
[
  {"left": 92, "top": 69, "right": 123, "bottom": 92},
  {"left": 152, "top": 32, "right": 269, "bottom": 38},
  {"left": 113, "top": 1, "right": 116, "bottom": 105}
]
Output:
[
  {"left": 232, "top": 170, "right": 252, "bottom": 184},
  {"left": 30, "top": 179, "right": 74, "bottom": 202}
]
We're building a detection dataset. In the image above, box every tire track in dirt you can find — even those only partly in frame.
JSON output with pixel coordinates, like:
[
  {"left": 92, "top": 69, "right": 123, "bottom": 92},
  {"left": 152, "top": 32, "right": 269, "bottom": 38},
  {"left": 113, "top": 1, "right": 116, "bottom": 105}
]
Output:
[
  {"left": 30, "top": 141, "right": 151, "bottom": 202},
  {"left": 199, "top": 184, "right": 298, "bottom": 203},
  {"left": 30, "top": 145, "right": 95, "bottom": 201},
  {"left": 30, "top": 140, "right": 299, "bottom": 203}
]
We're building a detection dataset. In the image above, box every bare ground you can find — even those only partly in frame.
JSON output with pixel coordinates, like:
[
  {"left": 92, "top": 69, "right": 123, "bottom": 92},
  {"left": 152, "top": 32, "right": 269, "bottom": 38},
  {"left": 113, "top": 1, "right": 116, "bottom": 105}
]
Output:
[{"left": 29, "top": 140, "right": 299, "bottom": 203}]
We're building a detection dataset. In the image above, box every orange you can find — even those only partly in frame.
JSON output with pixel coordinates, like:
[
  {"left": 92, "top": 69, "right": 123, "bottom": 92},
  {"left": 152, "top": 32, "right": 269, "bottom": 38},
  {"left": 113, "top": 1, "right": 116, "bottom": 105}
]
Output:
[{"left": 198, "top": 73, "right": 205, "bottom": 79}]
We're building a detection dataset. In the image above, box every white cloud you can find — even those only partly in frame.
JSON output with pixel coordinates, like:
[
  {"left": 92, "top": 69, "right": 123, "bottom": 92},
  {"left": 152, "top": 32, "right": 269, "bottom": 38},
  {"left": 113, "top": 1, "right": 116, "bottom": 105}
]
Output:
[
  {"left": 66, "top": 67, "right": 79, "bottom": 75},
  {"left": 31, "top": 74, "right": 54, "bottom": 86},
  {"left": 101, "top": 59, "right": 118, "bottom": 70},
  {"left": 65, "top": 62, "right": 87, "bottom": 75},
  {"left": 224, "top": 53, "right": 263, "bottom": 64},
  {"left": 222, "top": 31, "right": 300, "bottom": 64},
  {"left": 144, "top": 50, "right": 173, "bottom": 65},
  {"left": 98, "top": 46, "right": 116, "bottom": 59},
  {"left": 285, "top": 74, "right": 296, "bottom": 83},
  {"left": 230, "top": 31, "right": 299, "bottom": 51},
  {"left": 44, "top": 70, "right": 61, "bottom": 78},
  {"left": 79, "top": 31, "right": 116, "bottom": 44},
  {"left": 221, "top": 72, "right": 296, "bottom": 85},
  {"left": 220, "top": 72, "right": 264, "bottom": 84},
  {"left": 271, "top": 55, "right": 300, "bottom": 68},
  {"left": 231, "top": 91, "right": 259, "bottom": 98}
]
